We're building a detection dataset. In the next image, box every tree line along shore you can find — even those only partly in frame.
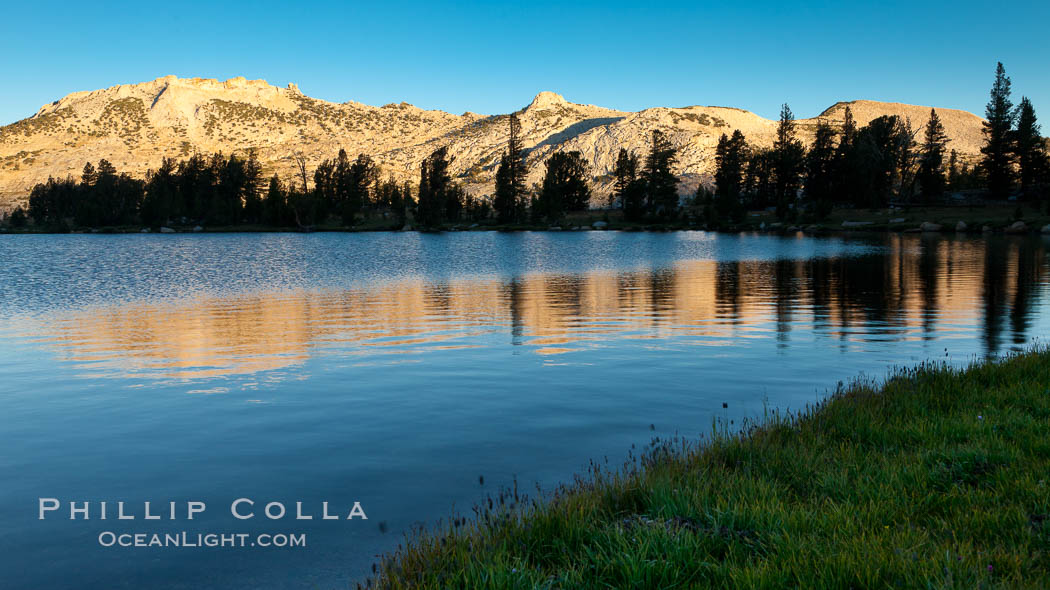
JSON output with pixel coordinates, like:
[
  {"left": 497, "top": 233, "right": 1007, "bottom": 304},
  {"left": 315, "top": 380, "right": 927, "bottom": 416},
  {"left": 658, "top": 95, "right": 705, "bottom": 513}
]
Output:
[
  {"left": 358, "top": 348, "right": 1050, "bottom": 589},
  {"left": 3, "top": 63, "right": 1047, "bottom": 234}
]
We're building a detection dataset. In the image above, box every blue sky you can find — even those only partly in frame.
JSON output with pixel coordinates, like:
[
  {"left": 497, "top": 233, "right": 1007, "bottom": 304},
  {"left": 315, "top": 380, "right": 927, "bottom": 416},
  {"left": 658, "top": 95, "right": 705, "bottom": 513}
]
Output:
[{"left": 1, "top": 1, "right": 1048, "bottom": 125}]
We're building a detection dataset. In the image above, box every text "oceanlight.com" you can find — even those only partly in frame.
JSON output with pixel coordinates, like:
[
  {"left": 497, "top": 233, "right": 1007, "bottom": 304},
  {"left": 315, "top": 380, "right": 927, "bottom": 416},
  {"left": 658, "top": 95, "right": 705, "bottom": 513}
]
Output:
[{"left": 97, "top": 531, "right": 307, "bottom": 548}]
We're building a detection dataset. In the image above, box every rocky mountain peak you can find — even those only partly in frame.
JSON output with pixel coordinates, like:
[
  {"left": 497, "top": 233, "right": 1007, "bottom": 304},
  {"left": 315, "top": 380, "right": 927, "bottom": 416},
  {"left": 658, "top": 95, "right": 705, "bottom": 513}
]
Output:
[
  {"left": 0, "top": 77, "right": 988, "bottom": 209},
  {"left": 526, "top": 91, "right": 568, "bottom": 111}
]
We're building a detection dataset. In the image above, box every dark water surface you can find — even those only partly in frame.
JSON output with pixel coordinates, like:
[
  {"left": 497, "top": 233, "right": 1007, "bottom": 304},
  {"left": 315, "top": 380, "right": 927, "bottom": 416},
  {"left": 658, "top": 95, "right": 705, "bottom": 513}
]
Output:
[{"left": 1, "top": 231, "right": 1048, "bottom": 589}]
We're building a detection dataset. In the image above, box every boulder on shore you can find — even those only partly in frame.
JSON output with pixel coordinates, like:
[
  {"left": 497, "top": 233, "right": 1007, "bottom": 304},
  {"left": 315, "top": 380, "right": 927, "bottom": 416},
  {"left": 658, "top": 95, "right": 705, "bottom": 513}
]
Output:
[
  {"left": 1005, "top": 221, "right": 1028, "bottom": 234},
  {"left": 592, "top": 221, "right": 608, "bottom": 229},
  {"left": 159, "top": 227, "right": 175, "bottom": 233},
  {"left": 841, "top": 221, "right": 874, "bottom": 228},
  {"left": 889, "top": 217, "right": 906, "bottom": 223},
  {"left": 982, "top": 225, "right": 993, "bottom": 233},
  {"left": 192, "top": 225, "right": 203, "bottom": 232},
  {"left": 1041, "top": 224, "right": 1050, "bottom": 234},
  {"left": 920, "top": 222, "right": 942, "bottom": 232},
  {"left": 955, "top": 221, "right": 968, "bottom": 232}
]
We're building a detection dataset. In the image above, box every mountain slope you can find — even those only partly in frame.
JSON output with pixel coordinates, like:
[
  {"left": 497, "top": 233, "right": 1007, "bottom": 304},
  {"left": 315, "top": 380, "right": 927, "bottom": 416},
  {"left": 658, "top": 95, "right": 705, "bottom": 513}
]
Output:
[{"left": 0, "top": 76, "right": 988, "bottom": 208}]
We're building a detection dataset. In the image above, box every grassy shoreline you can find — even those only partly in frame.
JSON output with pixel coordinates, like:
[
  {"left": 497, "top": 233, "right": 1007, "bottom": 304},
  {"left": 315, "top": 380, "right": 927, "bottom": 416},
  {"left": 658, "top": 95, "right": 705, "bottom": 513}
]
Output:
[{"left": 363, "top": 350, "right": 1050, "bottom": 589}]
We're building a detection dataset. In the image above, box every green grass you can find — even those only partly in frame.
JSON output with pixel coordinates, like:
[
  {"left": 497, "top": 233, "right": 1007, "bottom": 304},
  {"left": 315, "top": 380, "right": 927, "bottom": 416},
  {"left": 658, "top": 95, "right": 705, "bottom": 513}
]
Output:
[{"left": 363, "top": 350, "right": 1050, "bottom": 589}]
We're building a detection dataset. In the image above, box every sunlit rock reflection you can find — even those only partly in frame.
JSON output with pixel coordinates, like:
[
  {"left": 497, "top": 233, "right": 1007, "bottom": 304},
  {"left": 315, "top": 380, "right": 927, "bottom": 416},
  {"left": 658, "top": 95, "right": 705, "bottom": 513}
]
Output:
[{"left": 26, "top": 234, "right": 1048, "bottom": 382}]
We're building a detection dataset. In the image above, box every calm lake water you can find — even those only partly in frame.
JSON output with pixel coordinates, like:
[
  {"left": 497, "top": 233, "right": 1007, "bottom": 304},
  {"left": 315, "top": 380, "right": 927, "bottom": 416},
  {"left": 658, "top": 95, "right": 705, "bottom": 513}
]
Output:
[{"left": 1, "top": 231, "right": 1048, "bottom": 589}]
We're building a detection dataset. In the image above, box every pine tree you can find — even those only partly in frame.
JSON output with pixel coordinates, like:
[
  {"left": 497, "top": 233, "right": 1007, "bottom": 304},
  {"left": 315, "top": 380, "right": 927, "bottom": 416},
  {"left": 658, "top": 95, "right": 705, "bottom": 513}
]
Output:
[
  {"left": 333, "top": 150, "right": 353, "bottom": 224},
  {"left": 386, "top": 180, "right": 406, "bottom": 228},
  {"left": 537, "top": 151, "right": 590, "bottom": 223},
  {"left": 493, "top": 115, "right": 527, "bottom": 224},
  {"left": 771, "top": 104, "right": 805, "bottom": 220},
  {"left": 372, "top": 175, "right": 399, "bottom": 214},
  {"left": 29, "top": 176, "right": 74, "bottom": 225},
  {"left": 214, "top": 154, "right": 246, "bottom": 225},
  {"left": 416, "top": 146, "right": 455, "bottom": 227},
  {"left": 417, "top": 157, "right": 430, "bottom": 225},
  {"left": 980, "top": 62, "right": 1016, "bottom": 199},
  {"left": 9, "top": 206, "right": 28, "bottom": 228},
  {"left": 832, "top": 106, "right": 860, "bottom": 207},
  {"left": 263, "top": 173, "right": 286, "bottom": 226},
  {"left": 895, "top": 118, "right": 920, "bottom": 202},
  {"left": 445, "top": 183, "right": 465, "bottom": 222},
  {"left": 853, "top": 115, "right": 914, "bottom": 208},
  {"left": 81, "top": 162, "right": 98, "bottom": 187},
  {"left": 312, "top": 157, "right": 336, "bottom": 222},
  {"left": 1014, "top": 97, "right": 1049, "bottom": 198},
  {"left": 76, "top": 160, "right": 117, "bottom": 226},
  {"left": 613, "top": 148, "right": 645, "bottom": 221},
  {"left": 713, "top": 130, "right": 749, "bottom": 223},
  {"left": 744, "top": 149, "right": 775, "bottom": 209},
  {"left": 393, "top": 182, "right": 412, "bottom": 228},
  {"left": 243, "top": 149, "right": 263, "bottom": 223},
  {"left": 493, "top": 159, "right": 514, "bottom": 223},
  {"left": 178, "top": 153, "right": 209, "bottom": 220},
  {"left": 918, "top": 109, "right": 949, "bottom": 201},
  {"left": 805, "top": 121, "right": 837, "bottom": 219},
  {"left": 141, "top": 157, "right": 179, "bottom": 225},
  {"left": 839, "top": 106, "right": 857, "bottom": 148},
  {"left": 348, "top": 154, "right": 376, "bottom": 225},
  {"left": 947, "top": 149, "right": 960, "bottom": 190},
  {"left": 641, "top": 130, "right": 679, "bottom": 220},
  {"left": 613, "top": 149, "right": 633, "bottom": 207}
]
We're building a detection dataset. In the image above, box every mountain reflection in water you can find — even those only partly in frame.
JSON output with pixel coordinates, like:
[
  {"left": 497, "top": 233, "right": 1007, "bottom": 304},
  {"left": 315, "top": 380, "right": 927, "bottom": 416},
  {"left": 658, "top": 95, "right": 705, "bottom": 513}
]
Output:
[
  {"left": 1, "top": 231, "right": 1048, "bottom": 590},
  {"left": 23, "top": 234, "right": 1048, "bottom": 382}
]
